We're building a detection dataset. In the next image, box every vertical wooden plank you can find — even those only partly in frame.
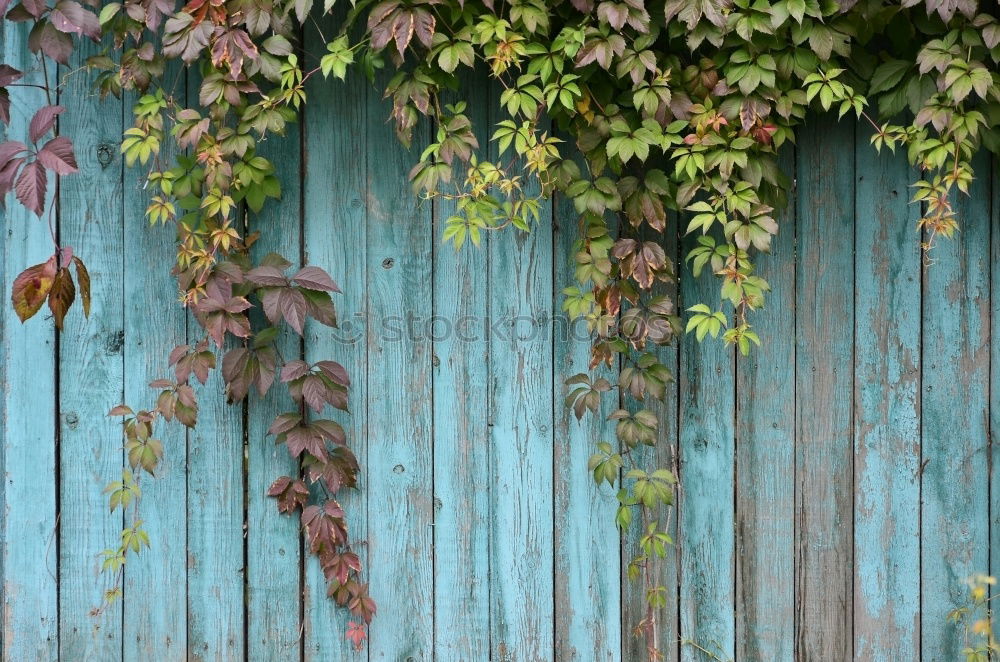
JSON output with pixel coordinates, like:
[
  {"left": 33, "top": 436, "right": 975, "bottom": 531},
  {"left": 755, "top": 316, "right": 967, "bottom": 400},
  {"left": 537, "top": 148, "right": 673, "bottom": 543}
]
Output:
[
  {"left": 245, "top": 87, "right": 303, "bottom": 659},
  {"left": 363, "top": 80, "right": 434, "bottom": 662},
  {"left": 121, "top": 72, "right": 187, "bottom": 662},
  {"left": 57, "top": 44, "right": 124, "bottom": 661},
  {"left": 301, "top": 15, "right": 368, "bottom": 660},
  {"left": 553, "top": 200, "right": 620, "bottom": 660},
  {"left": 622, "top": 221, "right": 680, "bottom": 662},
  {"left": 852, "top": 127, "right": 921, "bottom": 661},
  {"left": 184, "top": 342, "right": 244, "bottom": 662},
  {"left": 679, "top": 229, "right": 735, "bottom": 661},
  {"left": 992, "top": 156, "right": 1000, "bottom": 617},
  {"left": 488, "top": 133, "right": 555, "bottom": 660},
  {"left": 184, "top": 72, "right": 245, "bottom": 659},
  {"left": 0, "top": 22, "right": 59, "bottom": 662},
  {"left": 432, "top": 74, "right": 491, "bottom": 660},
  {"left": 794, "top": 116, "right": 854, "bottom": 662},
  {"left": 921, "top": 150, "right": 991, "bottom": 658},
  {"left": 735, "top": 150, "right": 795, "bottom": 662}
]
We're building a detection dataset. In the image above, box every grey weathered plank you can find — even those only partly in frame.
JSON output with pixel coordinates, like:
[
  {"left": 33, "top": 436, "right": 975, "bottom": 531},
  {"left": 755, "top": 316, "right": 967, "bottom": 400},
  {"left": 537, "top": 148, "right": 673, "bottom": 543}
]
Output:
[{"left": 794, "top": 116, "right": 855, "bottom": 662}]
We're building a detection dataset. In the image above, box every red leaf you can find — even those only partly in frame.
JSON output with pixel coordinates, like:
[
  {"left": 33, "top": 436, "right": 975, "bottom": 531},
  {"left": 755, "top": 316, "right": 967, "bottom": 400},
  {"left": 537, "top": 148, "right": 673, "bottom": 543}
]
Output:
[
  {"left": 37, "top": 136, "right": 78, "bottom": 175},
  {"left": 0, "top": 65, "right": 23, "bottom": 87},
  {"left": 47, "top": 266, "right": 75, "bottom": 329},
  {"left": 345, "top": 622, "right": 367, "bottom": 652},
  {"left": 108, "top": 404, "right": 134, "bottom": 417},
  {"left": 14, "top": 160, "right": 46, "bottom": 216},
  {"left": 11, "top": 256, "right": 57, "bottom": 322},
  {"left": 29, "top": 105, "right": 65, "bottom": 143}
]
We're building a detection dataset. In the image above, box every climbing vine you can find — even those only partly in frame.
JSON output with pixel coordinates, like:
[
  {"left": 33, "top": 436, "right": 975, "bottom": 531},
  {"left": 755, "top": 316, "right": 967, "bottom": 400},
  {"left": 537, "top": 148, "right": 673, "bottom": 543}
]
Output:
[{"left": 1, "top": 0, "right": 999, "bottom": 656}]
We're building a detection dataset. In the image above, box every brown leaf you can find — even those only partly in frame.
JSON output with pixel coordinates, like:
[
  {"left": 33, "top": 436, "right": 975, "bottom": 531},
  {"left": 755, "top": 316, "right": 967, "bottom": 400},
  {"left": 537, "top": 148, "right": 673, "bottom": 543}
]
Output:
[
  {"left": 28, "top": 105, "right": 65, "bottom": 143},
  {"left": 11, "top": 256, "right": 57, "bottom": 322},
  {"left": 72, "top": 255, "right": 90, "bottom": 317},
  {"left": 47, "top": 266, "right": 75, "bottom": 329}
]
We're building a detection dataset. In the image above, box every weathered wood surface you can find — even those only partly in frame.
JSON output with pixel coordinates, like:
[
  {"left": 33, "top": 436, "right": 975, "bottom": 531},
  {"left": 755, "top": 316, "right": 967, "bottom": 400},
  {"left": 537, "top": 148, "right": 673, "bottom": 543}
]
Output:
[{"left": 2, "top": 67, "right": 999, "bottom": 661}]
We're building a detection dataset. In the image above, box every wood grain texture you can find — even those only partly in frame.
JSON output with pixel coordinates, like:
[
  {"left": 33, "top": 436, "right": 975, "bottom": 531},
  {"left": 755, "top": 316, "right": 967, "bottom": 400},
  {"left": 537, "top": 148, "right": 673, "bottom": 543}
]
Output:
[
  {"left": 244, "top": 78, "right": 303, "bottom": 661},
  {"left": 121, "top": 68, "right": 188, "bottom": 662},
  {"left": 432, "top": 74, "right": 491, "bottom": 660},
  {"left": 184, "top": 70, "right": 245, "bottom": 661},
  {"left": 794, "top": 116, "right": 855, "bottom": 662},
  {"left": 735, "top": 150, "right": 795, "bottom": 662},
  {"left": 992, "top": 157, "right": 1000, "bottom": 626},
  {"left": 488, "top": 129, "right": 555, "bottom": 661},
  {"left": 622, "top": 220, "right": 680, "bottom": 662},
  {"left": 364, "top": 74, "right": 435, "bottom": 662},
  {"left": 679, "top": 222, "right": 735, "bottom": 662},
  {"left": 852, "top": 127, "right": 921, "bottom": 662},
  {"left": 57, "top": 44, "right": 125, "bottom": 662},
  {"left": 301, "top": 15, "right": 369, "bottom": 659},
  {"left": 553, "top": 196, "right": 620, "bottom": 662},
  {"left": 920, "top": 150, "right": 991, "bottom": 660},
  {"left": 0, "top": 21, "right": 59, "bottom": 662}
]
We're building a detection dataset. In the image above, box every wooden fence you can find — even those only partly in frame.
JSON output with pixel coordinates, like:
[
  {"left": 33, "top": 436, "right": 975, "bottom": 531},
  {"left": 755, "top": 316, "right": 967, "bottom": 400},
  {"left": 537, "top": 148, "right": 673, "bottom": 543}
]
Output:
[{"left": 2, "top": 20, "right": 1000, "bottom": 662}]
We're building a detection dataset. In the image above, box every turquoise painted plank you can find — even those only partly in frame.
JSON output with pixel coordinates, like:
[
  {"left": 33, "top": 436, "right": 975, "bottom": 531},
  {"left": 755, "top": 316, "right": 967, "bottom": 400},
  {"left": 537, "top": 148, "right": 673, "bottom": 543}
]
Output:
[
  {"left": 679, "top": 226, "right": 735, "bottom": 662},
  {"left": 735, "top": 150, "right": 795, "bottom": 662},
  {"left": 184, "top": 73, "right": 245, "bottom": 661},
  {"left": 432, "top": 73, "right": 491, "bottom": 660},
  {"left": 553, "top": 197, "right": 621, "bottom": 660},
  {"left": 992, "top": 157, "right": 1000, "bottom": 618},
  {"left": 363, "top": 77, "right": 434, "bottom": 661},
  {"left": 184, "top": 358, "right": 245, "bottom": 662},
  {"left": 245, "top": 89, "right": 303, "bottom": 659},
  {"left": 852, "top": 127, "right": 921, "bottom": 661},
  {"left": 622, "top": 219, "right": 679, "bottom": 662},
  {"left": 921, "top": 150, "right": 991, "bottom": 659},
  {"left": 57, "top": 43, "right": 125, "bottom": 661},
  {"left": 488, "top": 125, "right": 555, "bottom": 660},
  {"left": 0, "top": 21, "right": 59, "bottom": 662},
  {"left": 794, "top": 116, "right": 854, "bottom": 661},
  {"left": 121, "top": 69, "right": 188, "bottom": 661},
  {"left": 301, "top": 15, "right": 368, "bottom": 659}
]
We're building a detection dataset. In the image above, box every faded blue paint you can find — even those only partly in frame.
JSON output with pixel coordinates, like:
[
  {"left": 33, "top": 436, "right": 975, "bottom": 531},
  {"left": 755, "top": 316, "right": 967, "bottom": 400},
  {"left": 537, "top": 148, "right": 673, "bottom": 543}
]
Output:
[{"left": 1, "top": 64, "right": 998, "bottom": 662}]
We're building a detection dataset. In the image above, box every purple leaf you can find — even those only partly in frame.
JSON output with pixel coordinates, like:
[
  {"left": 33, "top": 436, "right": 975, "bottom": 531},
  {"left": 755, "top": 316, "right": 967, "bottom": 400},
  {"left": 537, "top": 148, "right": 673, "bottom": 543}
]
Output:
[
  {"left": 22, "top": 0, "right": 45, "bottom": 18},
  {"left": 292, "top": 266, "right": 341, "bottom": 292},
  {"left": 30, "top": 22, "right": 74, "bottom": 64},
  {"left": 0, "top": 140, "right": 28, "bottom": 167},
  {"left": 0, "top": 65, "right": 23, "bottom": 86},
  {"left": 37, "top": 136, "right": 78, "bottom": 175},
  {"left": 15, "top": 160, "right": 46, "bottom": 215},
  {"left": 0, "top": 89, "right": 9, "bottom": 125},
  {"left": 29, "top": 105, "right": 65, "bottom": 143},
  {"left": 50, "top": 0, "right": 100, "bottom": 38}
]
